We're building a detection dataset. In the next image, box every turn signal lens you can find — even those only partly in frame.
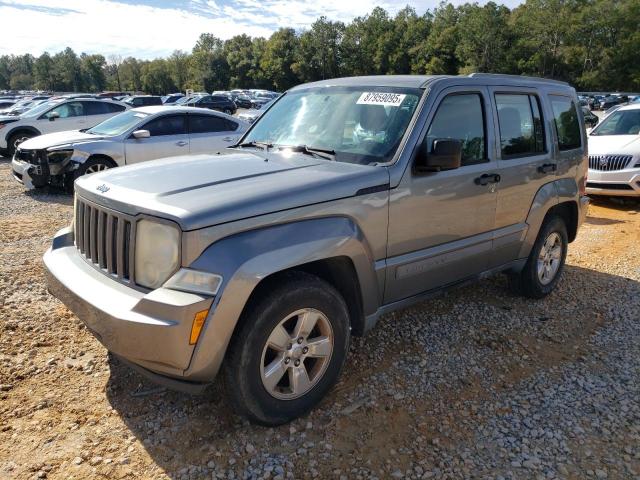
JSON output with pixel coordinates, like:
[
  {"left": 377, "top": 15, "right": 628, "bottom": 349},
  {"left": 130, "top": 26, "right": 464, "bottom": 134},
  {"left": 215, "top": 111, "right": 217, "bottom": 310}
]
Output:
[{"left": 189, "top": 310, "right": 209, "bottom": 345}]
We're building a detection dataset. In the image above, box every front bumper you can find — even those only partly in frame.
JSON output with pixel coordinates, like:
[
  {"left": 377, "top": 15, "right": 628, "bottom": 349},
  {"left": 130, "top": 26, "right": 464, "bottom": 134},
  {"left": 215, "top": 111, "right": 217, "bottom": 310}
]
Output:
[
  {"left": 11, "top": 157, "right": 35, "bottom": 189},
  {"left": 44, "top": 227, "right": 215, "bottom": 382},
  {"left": 586, "top": 169, "right": 640, "bottom": 196}
]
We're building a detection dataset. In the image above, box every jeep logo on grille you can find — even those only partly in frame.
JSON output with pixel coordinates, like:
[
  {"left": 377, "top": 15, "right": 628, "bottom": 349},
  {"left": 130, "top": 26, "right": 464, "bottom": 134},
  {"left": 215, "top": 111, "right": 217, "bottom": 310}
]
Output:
[
  {"left": 599, "top": 156, "right": 608, "bottom": 168},
  {"left": 96, "top": 184, "right": 110, "bottom": 193}
]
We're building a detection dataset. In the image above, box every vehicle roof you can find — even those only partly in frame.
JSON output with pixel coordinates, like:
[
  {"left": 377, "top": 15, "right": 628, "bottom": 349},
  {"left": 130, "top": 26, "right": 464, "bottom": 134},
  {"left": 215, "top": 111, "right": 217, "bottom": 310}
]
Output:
[
  {"left": 617, "top": 103, "right": 640, "bottom": 111},
  {"left": 131, "top": 105, "right": 226, "bottom": 115},
  {"left": 289, "top": 73, "right": 571, "bottom": 91}
]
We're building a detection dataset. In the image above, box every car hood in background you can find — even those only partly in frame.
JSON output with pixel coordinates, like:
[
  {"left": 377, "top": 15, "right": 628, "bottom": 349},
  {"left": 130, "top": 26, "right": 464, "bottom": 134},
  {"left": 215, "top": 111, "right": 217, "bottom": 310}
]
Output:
[
  {"left": 75, "top": 150, "right": 389, "bottom": 231},
  {"left": 19, "top": 130, "right": 106, "bottom": 150},
  {"left": 588, "top": 134, "right": 640, "bottom": 157}
]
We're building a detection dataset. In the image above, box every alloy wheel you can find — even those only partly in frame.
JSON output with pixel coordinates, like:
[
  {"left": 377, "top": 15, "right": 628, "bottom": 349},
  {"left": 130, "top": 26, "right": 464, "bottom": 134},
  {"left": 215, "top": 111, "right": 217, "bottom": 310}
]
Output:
[
  {"left": 537, "top": 232, "right": 562, "bottom": 285},
  {"left": 260, "top": 308, "right": 334, "bottom": 400},
  {"left": 85, "top": 163, "right": 109, "bottom": 174}
]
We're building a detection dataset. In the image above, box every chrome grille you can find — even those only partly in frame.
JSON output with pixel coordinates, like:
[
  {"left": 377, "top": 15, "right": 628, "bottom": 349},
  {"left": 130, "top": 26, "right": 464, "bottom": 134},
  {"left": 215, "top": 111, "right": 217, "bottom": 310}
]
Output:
[
  {"left": 74, "top": 196, "right": 134, "bottom": 283},
  {"left": 588, "top": 154, "right": 633, "bottom": 171}
]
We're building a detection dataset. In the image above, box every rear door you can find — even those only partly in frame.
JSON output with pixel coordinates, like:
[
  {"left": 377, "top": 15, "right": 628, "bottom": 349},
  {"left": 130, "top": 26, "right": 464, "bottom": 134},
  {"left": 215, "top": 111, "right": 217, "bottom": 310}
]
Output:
[
  {"left": 187, "top": 113, "right": 242, "bottom": 154},
  {"left": 124, "top": 114, "right": 189, "bottom": 164},
  {"left": 82, "top": 101, "right": 124, "bottom": 128},
  {"left": 487, "top": 87, "right": 556, "bottom": 267}
]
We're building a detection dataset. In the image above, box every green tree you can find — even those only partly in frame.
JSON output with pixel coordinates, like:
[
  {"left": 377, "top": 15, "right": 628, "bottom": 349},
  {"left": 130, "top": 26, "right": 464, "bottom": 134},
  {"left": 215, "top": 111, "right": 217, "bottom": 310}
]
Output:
[
  {"left": 81, "top": 54, "right": 107, "bottom": 92},
  {"left": 141, "top": 59, "right": 176, "bottom": 94},
  {"left": 293, "top": 17, "right": 345, "bottom": 82},
  {"left": 168, "top": 50, "right": 190, "bottom": 91},
  {"left": 189, "top": 33, "right": 229, "bottom": 91},
  {"left": 261, "top": 28, "right": 300, "bottom": 90},
  {"left": 34, "top": 53, "right": 55, "bottom": 90}
]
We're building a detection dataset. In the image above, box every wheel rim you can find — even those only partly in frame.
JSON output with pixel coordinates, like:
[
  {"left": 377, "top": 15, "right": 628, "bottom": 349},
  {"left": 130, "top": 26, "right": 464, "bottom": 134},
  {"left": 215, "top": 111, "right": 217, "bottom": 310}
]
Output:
[
  {"left": 537, "top": 232, "right": 563, "bottom": 285},
  {"left": 260, "top": 308, "right": 334, "bottom": 400},
  {"left": 13, "top": 136, "right": 29, "bottom": 149},
  {"left": 85, "top": 163, "right": 109, "bottom": 174}
]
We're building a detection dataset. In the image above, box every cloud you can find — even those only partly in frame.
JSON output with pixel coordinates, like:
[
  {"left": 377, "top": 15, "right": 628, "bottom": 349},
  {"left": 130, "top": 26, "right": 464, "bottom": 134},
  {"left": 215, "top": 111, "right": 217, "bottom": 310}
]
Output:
[{"left": 0, "top": 0, "right": 523, "bottom": 59}]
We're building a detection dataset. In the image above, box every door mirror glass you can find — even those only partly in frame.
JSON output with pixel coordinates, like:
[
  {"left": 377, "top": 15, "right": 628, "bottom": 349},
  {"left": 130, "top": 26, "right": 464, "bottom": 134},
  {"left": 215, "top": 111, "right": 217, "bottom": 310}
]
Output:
[
  {"left": 132, "top": 129, "right": 150, "bottom": 139},
  {"left": 416, "top": 138, "right": 462, "bottom": 172}
]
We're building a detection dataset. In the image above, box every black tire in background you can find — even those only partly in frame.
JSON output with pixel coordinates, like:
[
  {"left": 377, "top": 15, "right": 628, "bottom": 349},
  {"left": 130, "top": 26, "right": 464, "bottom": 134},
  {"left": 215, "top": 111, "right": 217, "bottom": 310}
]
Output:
[
  {"left": 509, "top": 215, "right": 568, "bottom": 299},
  {"left": 223, "top": 271, "right": 351, "bottom": 426},
  {"left": 8, "top": 132, "right": 35, "bottom": 156}
]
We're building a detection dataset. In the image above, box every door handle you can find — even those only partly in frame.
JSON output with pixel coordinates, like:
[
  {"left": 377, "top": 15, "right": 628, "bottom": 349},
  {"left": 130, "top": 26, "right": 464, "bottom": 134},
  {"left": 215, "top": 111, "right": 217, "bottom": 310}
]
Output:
[
  {"left": 474, "top": 173, "right": 501, "bottom": 186},
  {"left": 222, "top": 136, "right": 234, "bottom": 142},
  {"left": 176, "top": 141, "right": 188, "bottom": 147},
  {"left": 537, "top": 163, "right": 557, "bottom": 174}
]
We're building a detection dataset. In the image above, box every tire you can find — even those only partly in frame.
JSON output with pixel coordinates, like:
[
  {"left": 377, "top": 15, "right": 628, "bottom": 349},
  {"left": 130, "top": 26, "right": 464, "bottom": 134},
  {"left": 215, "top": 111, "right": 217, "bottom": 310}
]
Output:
[
  {"left": 8, "top": 132, "right": 35, "bottom": 156},
  {"left": 223, "top": 271, "right": 351, "bottom": 425},
  {"left": 223, "top": 108, "right": 232, "bottom": 115},
  {"left": 509, "top": 215, "right": 568, "bottom": 299}
]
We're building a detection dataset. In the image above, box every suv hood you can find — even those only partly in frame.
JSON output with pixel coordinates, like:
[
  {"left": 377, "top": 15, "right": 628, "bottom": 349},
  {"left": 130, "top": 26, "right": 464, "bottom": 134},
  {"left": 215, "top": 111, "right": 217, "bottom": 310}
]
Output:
[
  {"left": 19, "top": 130, "right": 104, "bottom": 150},
  {"left": 76, "top": 151, "right": 390, "bottom": 230},
  {"left": 588, "top": 134, "right": 640, "bottom": 156}
]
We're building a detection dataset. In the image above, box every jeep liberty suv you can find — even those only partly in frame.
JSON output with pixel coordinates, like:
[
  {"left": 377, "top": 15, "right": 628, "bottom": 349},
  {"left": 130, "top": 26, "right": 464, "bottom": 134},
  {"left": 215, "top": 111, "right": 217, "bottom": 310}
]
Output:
[{"left": 44, "top": 74, "right": 589, "bottom": 425}]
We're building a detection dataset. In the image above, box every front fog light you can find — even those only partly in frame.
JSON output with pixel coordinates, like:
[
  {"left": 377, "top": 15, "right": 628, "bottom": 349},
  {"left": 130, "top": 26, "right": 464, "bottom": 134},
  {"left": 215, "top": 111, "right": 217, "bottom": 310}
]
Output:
[
  {"left": 164, "top": 269, "right": 222, "bottom": 296},
  {"left": 135, "top": 219, "right": 180, "bottom": 289}
]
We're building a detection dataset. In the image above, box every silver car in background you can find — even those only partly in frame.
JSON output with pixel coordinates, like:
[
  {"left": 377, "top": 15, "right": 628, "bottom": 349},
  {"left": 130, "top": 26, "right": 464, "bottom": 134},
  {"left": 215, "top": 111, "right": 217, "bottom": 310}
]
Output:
[{"left": 11, "top": 106, "right": 248, "bottom": 189}]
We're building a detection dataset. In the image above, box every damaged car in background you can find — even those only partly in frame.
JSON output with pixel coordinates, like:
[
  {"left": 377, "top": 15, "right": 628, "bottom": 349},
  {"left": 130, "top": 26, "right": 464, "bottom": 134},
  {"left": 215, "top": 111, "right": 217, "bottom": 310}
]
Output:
[{"left": 11, "top": 106, "right": 248, "bottom": 190}]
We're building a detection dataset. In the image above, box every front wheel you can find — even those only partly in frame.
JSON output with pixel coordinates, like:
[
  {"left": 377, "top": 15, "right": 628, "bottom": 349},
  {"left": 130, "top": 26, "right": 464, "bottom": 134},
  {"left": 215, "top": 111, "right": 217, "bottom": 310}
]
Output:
[
  {"left": 8, "top": 132, "right": 34, "bottom": 156},
  {"left": 223, "top": 272, "right": 350, "bottom": 425},
  {"left": 509, "top": 215, "right": 568, "bottom": 298},
  {"left": 223, "top": 108, "right": 233, "bottom": 115}
]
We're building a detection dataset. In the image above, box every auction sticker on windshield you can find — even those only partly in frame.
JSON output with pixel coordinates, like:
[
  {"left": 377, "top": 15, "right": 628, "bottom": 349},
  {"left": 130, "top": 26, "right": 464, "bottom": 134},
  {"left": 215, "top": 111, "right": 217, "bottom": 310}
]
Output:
[{"left": 357, "top": 92, "right": 406, "bottom": 106}]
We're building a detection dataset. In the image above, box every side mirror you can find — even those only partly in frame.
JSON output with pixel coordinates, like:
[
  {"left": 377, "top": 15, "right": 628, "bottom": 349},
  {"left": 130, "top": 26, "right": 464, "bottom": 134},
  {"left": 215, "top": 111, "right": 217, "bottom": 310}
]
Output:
[
  {"left": 48, "top": 111, "right": 60, "bottom": 121},
  {"left": 132, "top": 129, "right": 150, "bottom": 139},
  {"left": 416, "top": 138, "right": 462, "bottom": 172}
]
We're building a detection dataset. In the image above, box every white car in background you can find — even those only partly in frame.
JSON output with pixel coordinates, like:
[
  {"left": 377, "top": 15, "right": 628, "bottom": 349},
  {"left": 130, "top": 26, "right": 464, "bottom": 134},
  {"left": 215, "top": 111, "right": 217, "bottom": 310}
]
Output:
[
  {"left": 0, "top": 98, "right": 128, "bottom": 156},
  {"left": 11, "top": 106, "right": 248, "bottom": 189},
  {"left": 586, "top": 103, "right": 640, "bottom": 196}
]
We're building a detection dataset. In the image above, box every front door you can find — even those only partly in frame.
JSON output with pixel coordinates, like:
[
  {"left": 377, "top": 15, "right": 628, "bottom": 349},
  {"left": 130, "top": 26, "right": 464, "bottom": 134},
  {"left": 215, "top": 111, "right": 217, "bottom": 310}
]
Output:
[
  {"left": 38, "top": 101, "right": 87, "bottom": 134},
  {"left": 124, "top": 114, "right": 189, "bottom": 164},
  {"left": 385, "top": 87, "right": 499, "bottom": 303},
  {"left": 187, "top": 114, "right": 240, "bottom": 154}
]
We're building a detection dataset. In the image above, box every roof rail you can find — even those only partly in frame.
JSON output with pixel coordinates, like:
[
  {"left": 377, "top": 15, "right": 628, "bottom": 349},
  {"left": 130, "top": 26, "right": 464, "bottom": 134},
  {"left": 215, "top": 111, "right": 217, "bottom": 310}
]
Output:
[{"left": 467, "top": 73, "right": 569, "bottom": 86}]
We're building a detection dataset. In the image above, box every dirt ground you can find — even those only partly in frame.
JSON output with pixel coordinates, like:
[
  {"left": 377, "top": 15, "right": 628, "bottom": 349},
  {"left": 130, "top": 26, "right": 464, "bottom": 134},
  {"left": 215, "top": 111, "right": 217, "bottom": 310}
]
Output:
[{"left": 1, "top": 157, "right": 639, "bottom": 480}]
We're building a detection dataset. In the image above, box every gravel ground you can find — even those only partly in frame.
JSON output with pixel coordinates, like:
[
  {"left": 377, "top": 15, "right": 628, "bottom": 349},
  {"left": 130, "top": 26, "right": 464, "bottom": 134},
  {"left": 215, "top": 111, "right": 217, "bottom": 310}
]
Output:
[{"left": 1, "top": 157, "right": 639, "bottom": 480}]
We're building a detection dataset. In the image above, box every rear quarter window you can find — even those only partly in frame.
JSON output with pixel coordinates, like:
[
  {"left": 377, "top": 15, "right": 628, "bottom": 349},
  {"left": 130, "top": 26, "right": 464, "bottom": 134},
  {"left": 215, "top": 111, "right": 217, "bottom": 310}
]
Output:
[{"left": 549, "top": 95, "right": 581, "bottom": 151}]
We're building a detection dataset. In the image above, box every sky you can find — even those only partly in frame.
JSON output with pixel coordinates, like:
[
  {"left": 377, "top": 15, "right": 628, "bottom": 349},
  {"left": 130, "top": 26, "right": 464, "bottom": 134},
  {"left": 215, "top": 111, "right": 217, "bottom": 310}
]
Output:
[{"left": 0, "top": 0, "right": 524, "bottom": 59}]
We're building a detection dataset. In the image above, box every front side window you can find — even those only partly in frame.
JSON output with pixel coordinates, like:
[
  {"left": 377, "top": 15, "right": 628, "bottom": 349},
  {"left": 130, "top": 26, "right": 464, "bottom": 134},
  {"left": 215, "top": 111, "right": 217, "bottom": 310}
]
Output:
[
  {"left": 48, "top": 101, "right": 84, "bottom": 118},
  {"left": 495, "top": 94, "right": 545, "bottom": 157},
  {"left": 590, "top": 109, "right": 640, "bottom": 136},
  {"left": 142, "top": 115, "right": 186, "bottom": 136},
  {"left": 243, "top": 86, "right": 422, "bottom": 165},
  {"left": 426, "top": 93, "right": 486, "bottom": 165},
  {"left": 549, "top": 96, "right": 581, "bottom": 150}
]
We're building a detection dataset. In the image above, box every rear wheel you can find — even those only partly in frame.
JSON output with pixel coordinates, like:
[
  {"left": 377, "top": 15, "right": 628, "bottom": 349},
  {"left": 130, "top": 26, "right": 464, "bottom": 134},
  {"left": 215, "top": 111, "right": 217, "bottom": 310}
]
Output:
[
  {"left": 223, "top": 108, "right": 233, "bottom": 115},
  {"left": 509, "top": 215, "right": 568, "bottom": 298},
  {"left": 223, "top": 272, "right": 350, "bottom": 425}
]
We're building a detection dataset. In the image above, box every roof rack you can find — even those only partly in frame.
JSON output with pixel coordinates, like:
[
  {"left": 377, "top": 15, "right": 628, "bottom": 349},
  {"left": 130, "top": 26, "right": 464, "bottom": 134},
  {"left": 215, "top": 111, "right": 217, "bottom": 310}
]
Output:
[{"left": 467, "top": 73, "right": 569, "bottom": 86}]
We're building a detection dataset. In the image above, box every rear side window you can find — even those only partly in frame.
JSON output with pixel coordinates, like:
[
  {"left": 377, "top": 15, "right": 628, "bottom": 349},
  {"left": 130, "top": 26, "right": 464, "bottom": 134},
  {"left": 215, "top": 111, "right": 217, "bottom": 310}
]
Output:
[
  {"left": 549, "top": 96, "right": 581, "bottom": 150},
  {"left": 143, "top": 115, "right": 186, "bottom": 136},
  {"left": 426, "top": 93, "right": 486, "bottom": 165},
  {"left": 189, "top": 114, "right": 230, "bottom": 133},
  {"left": 83, "top": 101, "right": 110, "bottom": 115},
  {"left": 495, "top": 94, "right": 545, "bottom": 158},
  {"left": 106, "top": 102, "right": 126, "bottom": 113}
]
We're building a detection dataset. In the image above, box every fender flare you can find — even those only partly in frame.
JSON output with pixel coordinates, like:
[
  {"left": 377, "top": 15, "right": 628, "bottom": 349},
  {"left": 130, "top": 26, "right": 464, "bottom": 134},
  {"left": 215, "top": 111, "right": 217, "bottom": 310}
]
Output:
[
  {"left": 5, "top": 125, "right": 41, "bottom": 145},
  {"left": 519, "top": 178, "right": 579, "bottom": 258},
  {"left": 183, "top": 216, "right": 379, "bottom": 381}
]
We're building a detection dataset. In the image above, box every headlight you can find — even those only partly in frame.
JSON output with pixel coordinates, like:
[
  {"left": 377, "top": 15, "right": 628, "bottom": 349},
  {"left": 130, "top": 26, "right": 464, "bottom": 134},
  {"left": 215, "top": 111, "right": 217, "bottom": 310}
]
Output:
[
  {"left": 135, "top": 219, "right": 180, "bottom": 289},
  {"left": 47, "top": 149, "right": 74, "bottom": 163}
]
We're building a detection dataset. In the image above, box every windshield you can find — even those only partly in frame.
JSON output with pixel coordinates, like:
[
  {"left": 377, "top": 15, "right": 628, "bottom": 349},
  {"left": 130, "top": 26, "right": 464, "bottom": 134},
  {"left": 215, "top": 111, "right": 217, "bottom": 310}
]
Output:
[
  {"left": 243, "top": 86, "right": 422, "bottom": 164},
  {"left": 87, "top": 110, "right": 149, "bottom": 136},
  {"left": 591, "top": 109, "right": 640, "bottom": 136},
  {"left": 22, "top": 100, "right": 61, "bottom": 118}
]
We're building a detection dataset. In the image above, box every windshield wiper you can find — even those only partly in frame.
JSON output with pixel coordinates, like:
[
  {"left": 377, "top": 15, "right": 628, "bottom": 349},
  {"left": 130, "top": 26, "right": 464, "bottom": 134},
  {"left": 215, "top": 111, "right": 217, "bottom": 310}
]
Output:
[
  {"left": 234, "top": 140, "right": 273, "bottom": 150},
  {"left": 277, "top": 144, "right": 336, "bottom": 161}
]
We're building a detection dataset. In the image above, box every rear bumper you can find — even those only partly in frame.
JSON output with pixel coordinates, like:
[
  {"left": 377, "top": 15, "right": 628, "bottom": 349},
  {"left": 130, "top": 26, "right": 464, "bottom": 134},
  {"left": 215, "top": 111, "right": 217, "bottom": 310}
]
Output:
[
  {"left": 43, "top": 227, "right": 215, "bottom": 381},
  {"left": 586, "top": 169, "right": 640, "bottom": 196}
]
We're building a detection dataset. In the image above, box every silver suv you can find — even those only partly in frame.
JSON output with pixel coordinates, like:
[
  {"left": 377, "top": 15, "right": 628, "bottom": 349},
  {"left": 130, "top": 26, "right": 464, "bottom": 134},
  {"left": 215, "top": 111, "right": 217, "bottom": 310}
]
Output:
[{"left": 44, "top": 74, "right": 589, "bottom": 425}]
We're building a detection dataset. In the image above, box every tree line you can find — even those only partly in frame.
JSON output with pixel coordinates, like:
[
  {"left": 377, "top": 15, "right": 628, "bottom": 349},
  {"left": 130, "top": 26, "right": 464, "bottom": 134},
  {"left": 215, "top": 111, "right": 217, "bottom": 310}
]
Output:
[{"left": 1, "top": 0, "right": 638, "bottom": 95}]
